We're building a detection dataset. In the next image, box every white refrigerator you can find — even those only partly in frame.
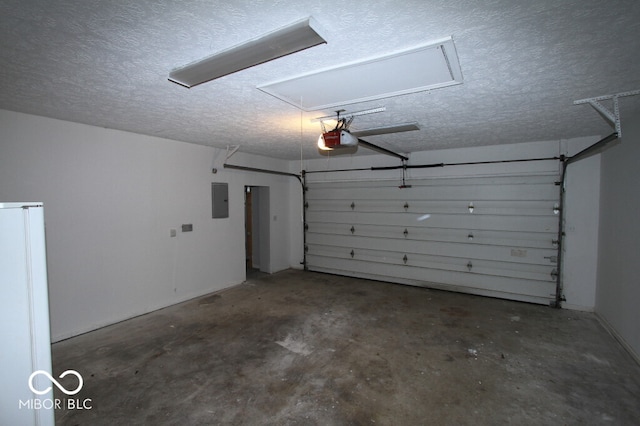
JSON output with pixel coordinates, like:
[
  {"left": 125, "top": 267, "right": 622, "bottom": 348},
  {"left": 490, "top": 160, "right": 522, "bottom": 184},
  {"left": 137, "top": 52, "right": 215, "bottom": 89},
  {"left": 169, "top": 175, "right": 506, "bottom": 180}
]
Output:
[{"left": 0, "top": 203, "right": 55, "bottom": 425}]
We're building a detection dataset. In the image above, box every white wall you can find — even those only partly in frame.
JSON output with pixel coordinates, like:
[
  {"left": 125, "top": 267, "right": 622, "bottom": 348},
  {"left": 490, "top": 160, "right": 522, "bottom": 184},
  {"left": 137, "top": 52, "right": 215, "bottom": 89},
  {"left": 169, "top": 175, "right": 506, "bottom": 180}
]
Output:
[
  {"left": 596, "top": 109, "right": 640, "bottom": 360},
  {"left": 295, "top": 137, "right": 601, "bottom": 310},
  {"left": 561, "top": 137, "right": 602, "bottom": 311},
  {"left": 0, "top": 110, "right": 293, "bottom": 341}
]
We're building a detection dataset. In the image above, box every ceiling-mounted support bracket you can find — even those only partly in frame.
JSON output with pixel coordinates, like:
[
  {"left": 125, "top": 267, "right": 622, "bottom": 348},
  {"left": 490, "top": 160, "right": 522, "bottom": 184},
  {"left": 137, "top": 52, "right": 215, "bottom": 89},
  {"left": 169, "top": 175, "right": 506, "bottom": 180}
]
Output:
[
  {"left": 225, "top": 145, "right": 241, "bottom": 162},
  {"left": 312, "top": 106, "right": 386, "bottom": 123},
  {"left": 574, "top": 89, "right": 640, "bottom": 139}
]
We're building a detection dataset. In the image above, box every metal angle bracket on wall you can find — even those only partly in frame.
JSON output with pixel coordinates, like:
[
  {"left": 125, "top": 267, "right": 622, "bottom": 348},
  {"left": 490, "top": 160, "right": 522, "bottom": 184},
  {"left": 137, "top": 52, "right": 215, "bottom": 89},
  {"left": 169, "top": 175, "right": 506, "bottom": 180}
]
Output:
[{"left": 574, "top": 89, "right": 640, "bottom": 139}]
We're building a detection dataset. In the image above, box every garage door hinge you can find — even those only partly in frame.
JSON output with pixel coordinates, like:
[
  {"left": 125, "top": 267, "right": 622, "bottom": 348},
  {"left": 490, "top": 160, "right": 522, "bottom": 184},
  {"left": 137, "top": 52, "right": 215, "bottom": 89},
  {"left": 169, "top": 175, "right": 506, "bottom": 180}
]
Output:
[
  {"left": 403, "top": 254, "right": 408, "bottom": 264},
  {"left": 467, "top": 261, "right": 473, "bottom": 271},
  {"left": 404, "top": 202, "right": 409, "bottom": 211},
  {"left": 304, "top": 201, "right": 309, "bottom": 209},
  {"left": 350, "top": 226, "right": 355, "bottom": 234},
  {"left": 304, "top": 245, "right": 308, "bottom": 253},
  {"left": 403, "top": 228, "right": 409, "bottom": 237},
  {"left": 551, "top": 269, "right": 559, "bottom": 279},
  {"left": 350, "top": 202, "right": 355, "bottom": 210},
  {"left": 552, "top": 239, "right": 559, "bottom": 248},
  {"left": 544, "top": 255, "right": 558, "bottom": 264},
  {"left": 350, "top": 250, "right": 355, "bottom": 258},
  {"left": 304, "top": 223, "right": 309, "bottom": 231},
  {"left": 553, "top": 203, "right": 560, "bottom": 214},
  {"left": 468, "top": 202, "right": 474, "bottom": 213}
]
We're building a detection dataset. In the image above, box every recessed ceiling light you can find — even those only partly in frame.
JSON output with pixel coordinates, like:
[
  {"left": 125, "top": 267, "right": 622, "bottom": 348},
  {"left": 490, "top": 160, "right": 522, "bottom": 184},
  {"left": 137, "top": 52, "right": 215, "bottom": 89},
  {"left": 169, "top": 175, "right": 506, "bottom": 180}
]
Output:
[
  {"left": 169, "top": 17, "right": 327, "bottom": 88},
  {"left": 258, "top": 36, "right": 463, "bottom": 111}
]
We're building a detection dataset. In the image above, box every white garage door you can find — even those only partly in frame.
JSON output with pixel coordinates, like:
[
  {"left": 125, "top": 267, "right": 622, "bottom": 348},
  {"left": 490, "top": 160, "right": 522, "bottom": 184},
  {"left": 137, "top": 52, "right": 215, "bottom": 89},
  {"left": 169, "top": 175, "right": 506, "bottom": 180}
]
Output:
[{"left": 304, "top": 173, "right": 561, "bottom": 305}]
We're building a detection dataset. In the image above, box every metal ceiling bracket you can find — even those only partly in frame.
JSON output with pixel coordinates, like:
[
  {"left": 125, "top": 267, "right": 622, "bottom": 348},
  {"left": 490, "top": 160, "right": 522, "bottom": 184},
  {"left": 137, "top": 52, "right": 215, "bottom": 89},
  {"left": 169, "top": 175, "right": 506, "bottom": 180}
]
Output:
[
  {"left": 574, "top": 89, "right": 640, "bottom": 139},
  {"left": 225, "top": 145, "right": 241, "bottom": 161},
  {"left": 311, "top": 106, "right": 386, "bottom": 123}
]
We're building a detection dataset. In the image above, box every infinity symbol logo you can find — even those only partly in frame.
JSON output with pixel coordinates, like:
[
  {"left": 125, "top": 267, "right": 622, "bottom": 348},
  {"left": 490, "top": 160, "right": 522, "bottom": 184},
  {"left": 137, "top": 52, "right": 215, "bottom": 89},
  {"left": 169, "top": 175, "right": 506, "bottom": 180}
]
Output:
[{"left": 28, "top": 370, "right": 84, "bottom": 396}]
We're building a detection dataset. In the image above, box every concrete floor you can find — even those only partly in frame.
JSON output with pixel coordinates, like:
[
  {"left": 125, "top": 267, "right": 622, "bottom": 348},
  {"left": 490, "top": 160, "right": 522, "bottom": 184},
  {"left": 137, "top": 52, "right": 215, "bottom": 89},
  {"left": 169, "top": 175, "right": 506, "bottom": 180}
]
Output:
[{"left": 52, "top": 269, "right": 640, "bottom": 425}]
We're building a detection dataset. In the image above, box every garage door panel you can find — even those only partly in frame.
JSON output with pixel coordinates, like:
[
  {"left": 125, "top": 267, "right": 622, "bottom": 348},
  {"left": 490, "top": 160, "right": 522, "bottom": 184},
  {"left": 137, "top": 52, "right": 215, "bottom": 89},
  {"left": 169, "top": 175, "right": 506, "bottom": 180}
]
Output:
[
  {"left": 306, "top": 174, "right": 558, "bottom": 192},
  {"left": 307, "top": 199, "right": 558, "bottom": 216},
  {"left": 306, "top": 256, "right": 555, "bottom": 304},
  {"left": 307, "top": 246, "right": 555, "bottom": 282},
  {"left": 304, "top": 172, "right": 560, "bottom": 305},
  {"left": 306, "top": 234, "right": 557, "bottom": 266},
  {"left": 307, "top": 184, "right": 559, "bottom": 203},
  {"left": 307, "top": 224, "right": 557, "bottom": 249},
  {"left": 307, "top": 251, "right": 554, "bottom": 283},
  {"left": 306, "top": 211, "right": 558, "bottom": 232}
]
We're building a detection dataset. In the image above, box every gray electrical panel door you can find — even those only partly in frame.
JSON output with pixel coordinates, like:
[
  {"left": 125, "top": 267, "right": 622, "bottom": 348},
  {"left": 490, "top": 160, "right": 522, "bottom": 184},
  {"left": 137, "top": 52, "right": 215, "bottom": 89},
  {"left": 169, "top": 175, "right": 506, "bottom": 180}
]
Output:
[
  {"left": 212, "top": 183, "right": 229, "bottom": 218},
  {"left": 304, "top": 173, "right": 561, "bottom": 305}
]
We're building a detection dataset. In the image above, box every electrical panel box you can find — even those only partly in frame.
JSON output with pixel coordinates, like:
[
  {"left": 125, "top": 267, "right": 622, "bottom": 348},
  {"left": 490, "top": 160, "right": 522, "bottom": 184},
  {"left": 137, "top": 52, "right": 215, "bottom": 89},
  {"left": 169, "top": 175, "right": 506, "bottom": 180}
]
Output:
[{"left": 212, "top": 183, "right": 229, "bottom": 218}]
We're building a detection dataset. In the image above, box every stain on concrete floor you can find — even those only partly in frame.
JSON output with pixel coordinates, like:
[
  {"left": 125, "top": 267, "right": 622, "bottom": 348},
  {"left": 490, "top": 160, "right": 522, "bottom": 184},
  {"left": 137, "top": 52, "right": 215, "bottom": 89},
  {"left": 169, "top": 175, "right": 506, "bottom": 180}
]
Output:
[{"left": 52, "top": 270, "right": 640, "bottom": 425}]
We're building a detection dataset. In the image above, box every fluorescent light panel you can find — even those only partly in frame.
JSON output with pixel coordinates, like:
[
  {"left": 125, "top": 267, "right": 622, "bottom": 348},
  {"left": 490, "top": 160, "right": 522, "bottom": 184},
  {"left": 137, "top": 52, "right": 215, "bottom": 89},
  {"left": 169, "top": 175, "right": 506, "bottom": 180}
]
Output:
[
  {"left": 169, "top": 17, "right": 327, "bottom": 88},
  {"left": 258, "top": 36, "right": 463, "bottom": 111}
]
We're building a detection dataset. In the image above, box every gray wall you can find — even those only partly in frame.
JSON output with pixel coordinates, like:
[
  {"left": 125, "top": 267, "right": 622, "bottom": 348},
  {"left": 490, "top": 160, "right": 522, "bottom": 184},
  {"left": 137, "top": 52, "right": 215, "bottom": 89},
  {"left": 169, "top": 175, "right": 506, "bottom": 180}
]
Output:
[{"left": 596, "top": 109, "right": 640, "bottom": 360}]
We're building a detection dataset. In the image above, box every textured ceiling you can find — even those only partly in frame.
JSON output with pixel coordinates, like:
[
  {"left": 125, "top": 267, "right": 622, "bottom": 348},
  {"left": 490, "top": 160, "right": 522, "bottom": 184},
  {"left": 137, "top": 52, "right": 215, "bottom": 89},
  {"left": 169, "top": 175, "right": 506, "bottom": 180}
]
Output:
[{"left": 1, "top": 0, "right": 639, "bottom": 160}]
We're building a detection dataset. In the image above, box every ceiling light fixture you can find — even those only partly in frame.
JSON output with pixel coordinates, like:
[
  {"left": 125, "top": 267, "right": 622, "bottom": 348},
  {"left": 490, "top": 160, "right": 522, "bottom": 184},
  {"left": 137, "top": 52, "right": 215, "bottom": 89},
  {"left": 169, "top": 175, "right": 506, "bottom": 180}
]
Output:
[
  {"left": 169, "top": 17, "right": 327, "bottom": 88},
  {"left": 258, "top": 36, "right": 463, "bottom": 111}
]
